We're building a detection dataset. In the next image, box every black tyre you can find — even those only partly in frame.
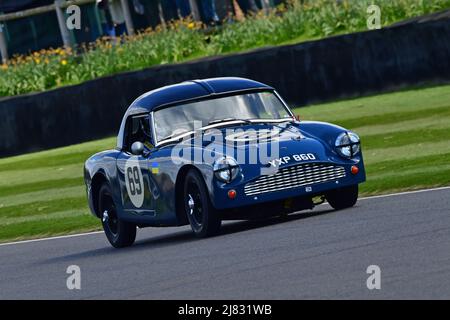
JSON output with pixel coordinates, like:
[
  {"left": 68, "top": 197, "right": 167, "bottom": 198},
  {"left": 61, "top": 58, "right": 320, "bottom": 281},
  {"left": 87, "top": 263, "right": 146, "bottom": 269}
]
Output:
[
  {"left": 99, "top": 184, "right": 136, "bottom": 248},
  {"left": 326, "top": 184, "right": 359, "bottom": 210},
  {"left": 184, "top": 169, "right": 221, "bottom": 238}
]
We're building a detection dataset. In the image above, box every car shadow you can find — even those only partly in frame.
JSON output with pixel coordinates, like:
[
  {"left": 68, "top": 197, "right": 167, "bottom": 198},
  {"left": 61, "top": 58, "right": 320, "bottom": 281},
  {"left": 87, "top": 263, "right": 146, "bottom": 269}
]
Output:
[
  {"left": 40, "top": 207, "right": 336, "bottom": 265},
  {"left": 218, "top": 208, "right": 336, "bottom": 235}
]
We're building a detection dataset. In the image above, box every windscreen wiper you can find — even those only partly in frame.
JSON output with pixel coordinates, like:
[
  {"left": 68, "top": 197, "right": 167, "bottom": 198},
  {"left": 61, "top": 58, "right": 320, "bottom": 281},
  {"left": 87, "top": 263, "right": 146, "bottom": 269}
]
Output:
[
  {"left": 158, "top": 131, "right": 193, "bottom": 144},
  {"left": 208, "top": 118, "right": 253, "bottom": 126},
  {"left": 252, "top": 118, "right": 296, "bottom": 124}
]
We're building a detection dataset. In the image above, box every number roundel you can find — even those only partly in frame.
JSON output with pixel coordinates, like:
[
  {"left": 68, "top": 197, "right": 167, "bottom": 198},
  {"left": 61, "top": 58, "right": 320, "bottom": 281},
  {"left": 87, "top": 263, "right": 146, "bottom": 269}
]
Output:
[{"left": 125, "top": 157, "right": 144, "bottom": 208}]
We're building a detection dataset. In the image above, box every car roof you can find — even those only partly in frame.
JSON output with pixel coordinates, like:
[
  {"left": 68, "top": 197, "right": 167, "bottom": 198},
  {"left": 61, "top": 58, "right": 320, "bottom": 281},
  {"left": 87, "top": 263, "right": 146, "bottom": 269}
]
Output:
[
  {"left": 117, "top": 77, "right": 274, "bottom": 150},
  {"left": 129, "top": 77, "right": 273, "bottom": 112}
]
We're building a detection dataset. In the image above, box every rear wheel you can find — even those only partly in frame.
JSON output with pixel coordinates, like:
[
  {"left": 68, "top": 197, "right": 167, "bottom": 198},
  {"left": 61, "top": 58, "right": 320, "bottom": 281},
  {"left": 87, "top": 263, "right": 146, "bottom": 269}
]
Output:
[
  {"left": 326, "top": 184, "right": 359, "bottom": 210},
  {"left": 184, "top": 169, "right": 221, "bottom": 238},
  {"left": 99, "top": 184, "right": 136, "bottom": 248}
]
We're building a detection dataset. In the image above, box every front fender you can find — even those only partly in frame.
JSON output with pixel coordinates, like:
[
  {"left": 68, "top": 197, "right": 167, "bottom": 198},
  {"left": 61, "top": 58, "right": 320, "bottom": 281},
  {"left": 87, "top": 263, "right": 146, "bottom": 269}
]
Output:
[
  {"left": 84, "top": 150, "right": 120, "bottom": 218},
  {"left": 299, "top": 121, "right": 349, "bottom": 147}
]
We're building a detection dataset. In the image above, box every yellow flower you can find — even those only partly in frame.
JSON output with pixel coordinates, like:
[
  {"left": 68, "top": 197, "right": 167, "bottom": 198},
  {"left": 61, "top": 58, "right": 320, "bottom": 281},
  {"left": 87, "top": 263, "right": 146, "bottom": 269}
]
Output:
[
  {"left": 187, "top": 22, "right": 195, "bottom": 29},
  {"left": 44, "top": 58, "right": 50, "bottom": 64},
  {"left": 61, "top": 59, "right": 68, "bottom": 66},
  {"left": 1, "top": 64, "right": 8, "bottom": 70},
  {"left": 35, "top": 58, "right": 41, "bottom": 64}
]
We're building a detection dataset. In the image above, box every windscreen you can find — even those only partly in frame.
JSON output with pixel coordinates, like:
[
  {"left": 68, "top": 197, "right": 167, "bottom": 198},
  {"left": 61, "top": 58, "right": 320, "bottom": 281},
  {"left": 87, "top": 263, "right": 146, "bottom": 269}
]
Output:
[{"left": 153, "top": 91, "right": 291, "bottom": 142}]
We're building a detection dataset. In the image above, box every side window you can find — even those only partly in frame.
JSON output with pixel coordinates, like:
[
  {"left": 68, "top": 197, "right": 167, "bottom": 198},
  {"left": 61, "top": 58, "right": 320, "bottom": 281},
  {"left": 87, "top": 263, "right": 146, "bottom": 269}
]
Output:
[{"left": 124, "top": 115, "right": 152, "bottom": 152}]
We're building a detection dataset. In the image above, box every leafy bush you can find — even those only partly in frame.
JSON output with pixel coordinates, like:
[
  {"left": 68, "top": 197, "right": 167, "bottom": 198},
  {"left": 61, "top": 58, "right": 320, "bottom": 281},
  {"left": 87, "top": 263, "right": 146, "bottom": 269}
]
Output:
[{"left": 0, "top": 0, "right": 449, "bottom": 97}]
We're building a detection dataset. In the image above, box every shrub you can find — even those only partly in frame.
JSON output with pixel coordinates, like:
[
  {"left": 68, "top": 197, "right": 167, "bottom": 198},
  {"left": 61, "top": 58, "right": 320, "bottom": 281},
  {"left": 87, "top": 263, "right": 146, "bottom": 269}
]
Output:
[{"left": 1, "top": 0, "right": 449, "bottom": 97}]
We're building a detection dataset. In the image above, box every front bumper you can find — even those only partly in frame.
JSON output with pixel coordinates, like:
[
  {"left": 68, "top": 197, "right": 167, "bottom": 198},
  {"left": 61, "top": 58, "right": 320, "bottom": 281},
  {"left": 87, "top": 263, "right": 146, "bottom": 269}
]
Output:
[{"left": 211, "top": 161, "right": 366, "bottom": 210}]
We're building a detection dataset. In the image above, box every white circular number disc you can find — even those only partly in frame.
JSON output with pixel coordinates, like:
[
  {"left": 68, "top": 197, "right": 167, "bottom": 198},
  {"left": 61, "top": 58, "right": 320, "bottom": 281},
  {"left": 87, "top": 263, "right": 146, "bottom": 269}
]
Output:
[{"left": 125, "top": 157, "right": 145, "bottom": 208}]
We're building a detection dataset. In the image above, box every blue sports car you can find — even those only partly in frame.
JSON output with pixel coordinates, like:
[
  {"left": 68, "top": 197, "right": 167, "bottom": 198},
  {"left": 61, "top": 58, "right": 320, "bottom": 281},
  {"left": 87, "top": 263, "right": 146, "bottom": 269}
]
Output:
[{"left": 84, "top": 77, "right": 366, "bottom": 248}]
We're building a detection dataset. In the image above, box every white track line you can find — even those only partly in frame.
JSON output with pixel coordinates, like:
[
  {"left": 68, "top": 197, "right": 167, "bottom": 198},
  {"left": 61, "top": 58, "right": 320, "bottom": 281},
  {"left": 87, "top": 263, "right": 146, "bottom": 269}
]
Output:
[
  {"left": 0, "top": 231, "right": 103, "bottom": 247},
  {"left": 1, "top": 186, "right": 449, "bottom": 247},
  {"left": 358, "top": 186, "right": 450, "bottom": 201}
]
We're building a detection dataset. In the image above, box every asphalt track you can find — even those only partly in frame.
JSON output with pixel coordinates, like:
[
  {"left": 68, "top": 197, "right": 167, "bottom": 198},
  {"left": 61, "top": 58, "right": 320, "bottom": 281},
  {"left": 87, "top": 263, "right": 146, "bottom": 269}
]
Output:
[{"left": 1, "top": 187, "right": 449, "bottom": 299}]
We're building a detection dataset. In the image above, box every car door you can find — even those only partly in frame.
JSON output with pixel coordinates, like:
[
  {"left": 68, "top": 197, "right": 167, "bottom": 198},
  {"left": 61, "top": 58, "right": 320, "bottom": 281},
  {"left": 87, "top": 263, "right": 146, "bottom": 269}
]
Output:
[{"left": 116, "top": 114, "right": 156, "bottom": 217}]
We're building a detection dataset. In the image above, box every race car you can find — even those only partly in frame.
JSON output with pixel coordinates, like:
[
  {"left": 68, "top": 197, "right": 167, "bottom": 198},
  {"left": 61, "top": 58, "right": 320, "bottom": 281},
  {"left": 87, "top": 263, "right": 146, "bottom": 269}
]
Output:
[{"left": 84, "top": 77, "right": 366, "bottom": 248}]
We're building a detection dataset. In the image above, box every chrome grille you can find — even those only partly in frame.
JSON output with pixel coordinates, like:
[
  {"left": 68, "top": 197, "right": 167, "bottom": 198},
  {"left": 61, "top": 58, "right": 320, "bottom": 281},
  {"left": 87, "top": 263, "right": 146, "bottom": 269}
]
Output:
[{"left": 244, "top": 163, "right": 346, "bottom": 196}]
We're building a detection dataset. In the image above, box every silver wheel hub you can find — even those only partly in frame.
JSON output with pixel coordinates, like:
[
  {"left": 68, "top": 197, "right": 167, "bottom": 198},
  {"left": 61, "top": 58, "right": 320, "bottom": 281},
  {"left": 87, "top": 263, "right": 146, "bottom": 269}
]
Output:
[{"left": 188, "top": 194, "right": 195, "bottom": 215}]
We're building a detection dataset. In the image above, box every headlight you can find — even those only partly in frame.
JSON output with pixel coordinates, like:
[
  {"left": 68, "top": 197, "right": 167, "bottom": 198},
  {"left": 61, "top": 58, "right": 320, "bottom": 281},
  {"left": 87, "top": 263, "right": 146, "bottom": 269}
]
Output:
[
  {"left": 213, "top": 156, "right": 240, "bottom": 183},
  {"left": 335, "top": 132, "right": 360, "bottom": 158}
]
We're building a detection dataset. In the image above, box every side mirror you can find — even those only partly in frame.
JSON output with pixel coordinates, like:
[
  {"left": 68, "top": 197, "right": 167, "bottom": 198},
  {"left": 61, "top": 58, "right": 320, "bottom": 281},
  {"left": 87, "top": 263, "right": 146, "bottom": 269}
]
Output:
[{"left": 131, "top": 141, "right": 144, "bottom": 155}]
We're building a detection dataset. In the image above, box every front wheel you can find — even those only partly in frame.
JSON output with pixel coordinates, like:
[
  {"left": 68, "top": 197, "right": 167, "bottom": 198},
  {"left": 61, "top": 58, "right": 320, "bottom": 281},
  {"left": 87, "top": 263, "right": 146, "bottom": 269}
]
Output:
[
  {"left": 325, "top": 184, "right": 359, "bottom": 210},
  {"left": 99, "top": 184, "right": 136, "bottom": 248},
  {"left": 184, "top": 169, "right": 221, "bottom": 238}
]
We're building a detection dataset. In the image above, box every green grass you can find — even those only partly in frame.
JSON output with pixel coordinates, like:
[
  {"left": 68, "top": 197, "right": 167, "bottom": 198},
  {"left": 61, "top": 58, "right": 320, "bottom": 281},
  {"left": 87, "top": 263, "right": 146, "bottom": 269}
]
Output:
[
  {"left": 291, "top": 84, "right": 450, "bottom": 195},
  {"left": 1, "top": 84, "right": 450, "bottom": 243},
  {"left": 0, "top": 138, "right": 116, "bottom": 243}
]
